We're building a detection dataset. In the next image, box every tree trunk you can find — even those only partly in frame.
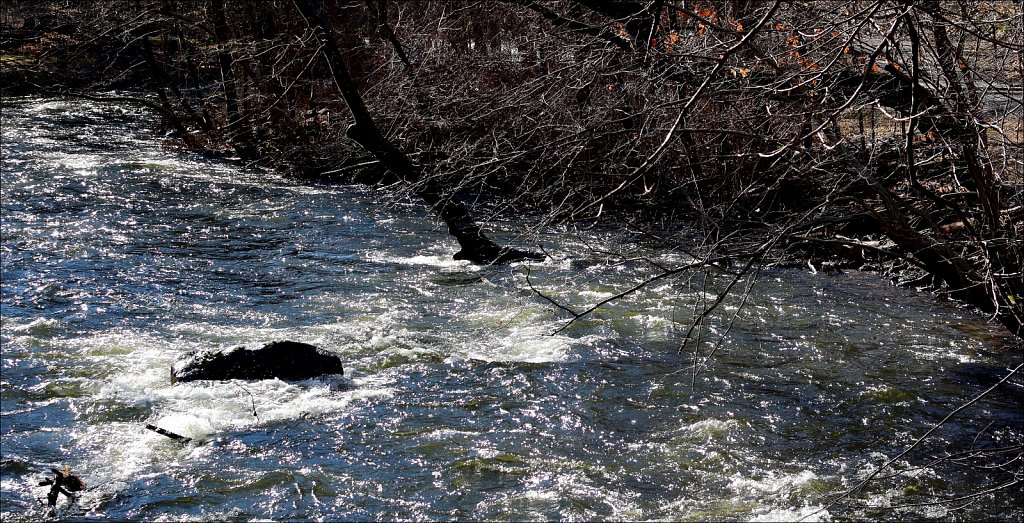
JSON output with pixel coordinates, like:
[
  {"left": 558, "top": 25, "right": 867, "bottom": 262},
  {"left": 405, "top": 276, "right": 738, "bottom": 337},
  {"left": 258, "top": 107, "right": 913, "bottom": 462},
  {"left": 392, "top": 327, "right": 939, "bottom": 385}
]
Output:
[
  {"left": 293, "top": 0, "right": 542, "bottom": 265},
  {"left": 210, "top": 0, "right": 250, "bottom": 155}
]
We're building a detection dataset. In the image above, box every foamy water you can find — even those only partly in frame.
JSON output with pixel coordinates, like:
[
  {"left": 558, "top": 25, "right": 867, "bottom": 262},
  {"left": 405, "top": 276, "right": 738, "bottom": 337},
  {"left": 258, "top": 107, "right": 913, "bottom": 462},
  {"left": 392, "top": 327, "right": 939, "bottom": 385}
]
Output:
[{"left": 2, "top": 97, "right": 1021, "bottom": 521}]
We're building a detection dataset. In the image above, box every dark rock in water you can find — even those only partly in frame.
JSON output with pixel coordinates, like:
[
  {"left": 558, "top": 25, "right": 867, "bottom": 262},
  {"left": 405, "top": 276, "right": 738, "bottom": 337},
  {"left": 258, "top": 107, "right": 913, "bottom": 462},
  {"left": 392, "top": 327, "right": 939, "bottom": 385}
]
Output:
[{"left": 171, "top": 341, "right": 344, "bottom": 383}]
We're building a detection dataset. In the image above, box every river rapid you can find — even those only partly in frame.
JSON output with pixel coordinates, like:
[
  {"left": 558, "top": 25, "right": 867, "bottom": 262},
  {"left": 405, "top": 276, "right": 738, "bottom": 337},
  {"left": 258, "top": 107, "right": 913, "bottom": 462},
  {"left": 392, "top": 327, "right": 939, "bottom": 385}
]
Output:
[{"left": 1, "top": 97, "right": 1021, "bottom": 521}]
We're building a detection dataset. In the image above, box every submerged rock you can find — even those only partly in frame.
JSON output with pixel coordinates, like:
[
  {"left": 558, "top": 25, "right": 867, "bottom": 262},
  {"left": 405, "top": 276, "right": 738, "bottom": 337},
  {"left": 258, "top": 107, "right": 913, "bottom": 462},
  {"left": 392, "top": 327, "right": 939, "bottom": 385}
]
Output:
[{"left": 171, "top": 341, "right": 344, "bottom": 383}]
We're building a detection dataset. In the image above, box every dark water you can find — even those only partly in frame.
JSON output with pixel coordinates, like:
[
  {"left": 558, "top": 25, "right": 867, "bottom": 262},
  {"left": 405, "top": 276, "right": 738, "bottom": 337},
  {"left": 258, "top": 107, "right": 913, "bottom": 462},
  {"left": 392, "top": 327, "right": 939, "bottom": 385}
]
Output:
[{"left": 1, "top": 97, "right": 1021, "bottom": 521}]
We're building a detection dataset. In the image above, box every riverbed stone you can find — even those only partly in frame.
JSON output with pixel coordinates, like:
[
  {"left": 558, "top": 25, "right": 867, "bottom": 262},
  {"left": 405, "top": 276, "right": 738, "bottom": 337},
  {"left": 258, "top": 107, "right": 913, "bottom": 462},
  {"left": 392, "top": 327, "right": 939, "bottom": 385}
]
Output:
[{"left": 171, "top": 341, "right": 344, "bottom": 383}]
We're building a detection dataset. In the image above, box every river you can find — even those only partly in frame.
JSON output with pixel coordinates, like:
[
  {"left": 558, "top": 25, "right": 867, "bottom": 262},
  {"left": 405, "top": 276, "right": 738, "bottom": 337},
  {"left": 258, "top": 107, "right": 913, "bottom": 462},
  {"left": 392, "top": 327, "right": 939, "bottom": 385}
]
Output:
[{"left": 1, "top": 97, "right": 1021, "bottom": 521}]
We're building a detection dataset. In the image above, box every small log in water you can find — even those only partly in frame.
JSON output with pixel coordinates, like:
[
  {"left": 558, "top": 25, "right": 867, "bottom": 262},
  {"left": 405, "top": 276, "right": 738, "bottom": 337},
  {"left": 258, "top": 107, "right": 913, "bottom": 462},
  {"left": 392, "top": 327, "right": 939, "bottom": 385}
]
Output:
[{"left": 145, "top": 424, "right": 192, "bottom": 443}]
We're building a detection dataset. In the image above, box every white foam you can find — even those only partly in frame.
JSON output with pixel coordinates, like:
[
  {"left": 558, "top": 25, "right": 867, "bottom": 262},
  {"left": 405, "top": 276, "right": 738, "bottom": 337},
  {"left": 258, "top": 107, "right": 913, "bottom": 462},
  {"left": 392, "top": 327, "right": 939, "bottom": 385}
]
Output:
[
  {"left": 48, "top": 152, "right": 102, "bottom": 175},
  {"left": 53, "top": 330, "right": 390, "bottom": 488},
  {"left": 728, "top": 469, "right": 819, "bottom": 496},
  {"left": 676, "top": 418, "right": 741, "bottom": 441},
  {"left": 4, "top": 317, "right": 65, "bottom": 337},
  {"left": 748, "top": 505, "right": 831, "bottom": 522},
  {"left": 363, "top": 251, "right": 471, "bottom": 269},
  {"left": 461, "top": 325, "right": 582, "bottom": 363}
]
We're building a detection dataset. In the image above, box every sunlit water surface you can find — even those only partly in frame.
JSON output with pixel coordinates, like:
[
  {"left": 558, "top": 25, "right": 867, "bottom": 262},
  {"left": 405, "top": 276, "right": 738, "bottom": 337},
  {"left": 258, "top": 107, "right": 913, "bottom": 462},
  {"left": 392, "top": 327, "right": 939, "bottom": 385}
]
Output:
[{"left": 2, "top": 97, "right": 1021, "bottom": 521}]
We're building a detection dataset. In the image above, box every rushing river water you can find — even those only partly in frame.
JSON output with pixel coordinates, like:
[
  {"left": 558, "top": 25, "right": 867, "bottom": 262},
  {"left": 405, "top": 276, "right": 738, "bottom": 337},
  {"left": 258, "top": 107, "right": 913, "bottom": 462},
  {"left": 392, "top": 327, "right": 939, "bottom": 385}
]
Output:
[{"left": 1, "top": 97, "right": 1021, "bottom": 521}]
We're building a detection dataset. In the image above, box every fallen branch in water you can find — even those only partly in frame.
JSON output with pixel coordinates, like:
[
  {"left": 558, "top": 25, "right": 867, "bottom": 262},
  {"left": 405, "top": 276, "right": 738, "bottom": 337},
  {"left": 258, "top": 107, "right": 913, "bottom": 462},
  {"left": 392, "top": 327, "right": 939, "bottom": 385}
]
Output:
[
  {"left": 38, "top": 465, "right": 85, "bottom": 512},
  {"left": 145, "top": 424, "right": 192, "bottom": 443}
]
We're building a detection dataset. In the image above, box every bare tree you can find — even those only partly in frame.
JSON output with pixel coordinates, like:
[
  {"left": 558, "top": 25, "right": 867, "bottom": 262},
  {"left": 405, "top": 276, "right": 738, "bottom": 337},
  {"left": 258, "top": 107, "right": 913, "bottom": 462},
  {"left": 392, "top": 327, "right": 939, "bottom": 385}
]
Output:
[{"left": 6, "top": 1, "right": 1016, "bottom": 326}]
